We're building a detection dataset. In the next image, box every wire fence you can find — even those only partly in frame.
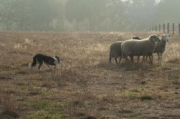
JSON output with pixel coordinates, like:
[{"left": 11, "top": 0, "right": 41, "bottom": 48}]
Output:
[{"left": 148, "top": 23, "right": 180, "bottom": 35}]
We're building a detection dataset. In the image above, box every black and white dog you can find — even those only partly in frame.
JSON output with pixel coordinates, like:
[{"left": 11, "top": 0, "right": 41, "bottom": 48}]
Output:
[{"left": 29, "top": 54, "right": 61, "bottom": 70}]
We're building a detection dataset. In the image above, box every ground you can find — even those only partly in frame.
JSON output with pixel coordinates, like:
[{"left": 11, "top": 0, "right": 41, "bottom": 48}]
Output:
[{"left": 0, "top": 31, "right": 180, "bottom": 119}]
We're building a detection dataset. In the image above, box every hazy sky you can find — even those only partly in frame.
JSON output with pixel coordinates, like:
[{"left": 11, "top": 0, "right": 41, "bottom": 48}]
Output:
[{"left": 122, "top": 0, "right": 161, "bottom": 4}]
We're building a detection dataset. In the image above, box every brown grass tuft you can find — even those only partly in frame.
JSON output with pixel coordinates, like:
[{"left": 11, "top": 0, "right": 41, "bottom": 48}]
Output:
[{"left": 0, "top": 94, "right": 20, "bottom": 119}]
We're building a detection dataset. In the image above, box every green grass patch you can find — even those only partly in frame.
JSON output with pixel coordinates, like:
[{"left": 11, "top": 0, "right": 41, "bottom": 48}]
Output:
[
  {"left": 125, "top": 90, "right": 139, "bottom": 99},
  {"left": 26, "top": 100, "right": 65, "bottom": 119}
]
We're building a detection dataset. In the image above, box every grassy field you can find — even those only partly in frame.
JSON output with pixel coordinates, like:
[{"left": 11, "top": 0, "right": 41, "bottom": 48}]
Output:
[{"left": 0, "top": 31, "right": 180, "bottom": 119}]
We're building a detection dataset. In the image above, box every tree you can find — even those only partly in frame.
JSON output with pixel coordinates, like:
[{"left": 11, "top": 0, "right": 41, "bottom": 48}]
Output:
[
  {"left": 0, "top": 0, "right": 17, "bottom": 30},
  {"left": 0, "top": 0, "right": 62, "bottom": 31},
  {"left": 84, "top": 0, "right": 108, "bottom": 31},
  {"left": 52, "top": 0, "right": 67, "bottom": 31},
  {"left": 157, "top": 0, "right": 180, "bottom": 24},
  {"left": 126, "top": 0, "right": 157, "bottom": 31},
  {"left": 26, "top": 0, "right": 59, "bottom": 31},
  {"left": 65, "top": 0, "right": 89, "bottom": 31},
  {"left": 105, "top": 0, "right": 128, "bottom": 31},
  {"left": 0, "top": 0, "right": 167, "bottom": 32},
  {"left": 65, "top": 0, "right": 109, "bottom": 31}
]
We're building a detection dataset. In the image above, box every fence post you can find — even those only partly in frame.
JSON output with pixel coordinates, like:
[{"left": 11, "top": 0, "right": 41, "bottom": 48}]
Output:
[
  {"left": 172, "top": 23, "right": 174, "bottom": 35},
  {"left": 179, "top": 24, "right": 180, "bottom": 36},
  {"left": 159, "top": 24, "right": 161, "bottom": 32},
  {"left": 167, "top": 23, "right": 169, "bottom": 34},
  {"left": 163, "top": 24, "right": 165, "bottom": 33}
]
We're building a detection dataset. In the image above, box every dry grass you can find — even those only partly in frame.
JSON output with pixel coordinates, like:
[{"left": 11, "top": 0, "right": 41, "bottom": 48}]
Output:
[{"left": 0, "top": 31, "right": 180, "bottom": 119}]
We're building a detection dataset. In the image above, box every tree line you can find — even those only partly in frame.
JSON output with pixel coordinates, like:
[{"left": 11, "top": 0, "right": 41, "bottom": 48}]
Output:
[{"left": 0, "top": 0, "right": 179, "bottom": 32}]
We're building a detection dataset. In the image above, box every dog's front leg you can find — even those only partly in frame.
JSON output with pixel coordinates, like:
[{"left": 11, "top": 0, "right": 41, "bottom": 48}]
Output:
[
  {"left": 46, "top": 64, "right": 52, "bottom": 70},
  {"left": 38, "top": 62, "right": 43, "bottom": 71}
]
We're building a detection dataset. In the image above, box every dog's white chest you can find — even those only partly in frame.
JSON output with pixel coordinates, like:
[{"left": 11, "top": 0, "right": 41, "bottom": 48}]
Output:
[{"left": 53, "top": 57, "right": 59, "bottom": 64}]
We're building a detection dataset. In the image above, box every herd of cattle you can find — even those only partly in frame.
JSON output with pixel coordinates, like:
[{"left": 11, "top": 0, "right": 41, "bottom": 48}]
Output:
[{"left": 109, "top": 34, "right": 170, "bottom": 66}]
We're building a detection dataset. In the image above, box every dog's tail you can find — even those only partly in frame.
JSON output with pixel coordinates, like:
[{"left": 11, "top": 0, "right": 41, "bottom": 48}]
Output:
[{"left": 29, "top": 56, "right": 37, "bottom": 69}]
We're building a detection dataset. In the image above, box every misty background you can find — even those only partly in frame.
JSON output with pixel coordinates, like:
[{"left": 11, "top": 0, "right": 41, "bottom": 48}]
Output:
[{"left": 0, "top": 0, "right": 179, "bottom": 32}]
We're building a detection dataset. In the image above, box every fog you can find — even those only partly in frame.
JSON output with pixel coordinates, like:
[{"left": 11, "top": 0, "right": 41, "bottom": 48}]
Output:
[{"left": 0, "top": 0, "right": 179, "bottom": 32}]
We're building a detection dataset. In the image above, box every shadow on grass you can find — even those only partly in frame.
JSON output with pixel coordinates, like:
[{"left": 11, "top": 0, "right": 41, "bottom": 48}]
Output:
[
  {"left": 96, "top": 61, "right": 155, "bottom": 72},
  {"left": 140, "top": 95, "right": 153, "bottom": 102},
  {"left": 0, "top": 76, "right": 13, "bottom": 80},
  {"left": 0, "top": 110, "right": 20, "bottom": 119}
]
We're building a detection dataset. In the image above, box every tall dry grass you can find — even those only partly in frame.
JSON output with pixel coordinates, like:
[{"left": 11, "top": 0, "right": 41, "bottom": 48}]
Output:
[{"left": 164, "top": 35, "right": 180, "bottom": 63}]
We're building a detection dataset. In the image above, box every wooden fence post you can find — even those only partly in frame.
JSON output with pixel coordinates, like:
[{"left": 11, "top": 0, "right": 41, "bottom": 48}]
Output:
[
  {"left": 163, "top": 24, "right": 165, "bottom": 33},
  {"left": 179, "top": 24, "right": 180, "bottom": 36},
  {"left": 167, "top": 23, "right": 169, "bottom": 33},
  {"left": 159, "top": 24, "right": 161, "bottom": 32},
  {"left": 172, "top": 23, "right": 174, "bottom": 35},
  {"left": 148, "top": 23, "right": 179, "bottom": 35}
]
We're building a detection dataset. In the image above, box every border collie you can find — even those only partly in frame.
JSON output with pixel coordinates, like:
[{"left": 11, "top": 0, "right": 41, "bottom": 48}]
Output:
[{"left": 28, "top": 54, "right": 61, "bottom": 70}]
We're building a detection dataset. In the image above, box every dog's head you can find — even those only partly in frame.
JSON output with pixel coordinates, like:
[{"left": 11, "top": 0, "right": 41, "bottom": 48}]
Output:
[{"left": 55, "top": 56, "right": 61, "bottom": 63}]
